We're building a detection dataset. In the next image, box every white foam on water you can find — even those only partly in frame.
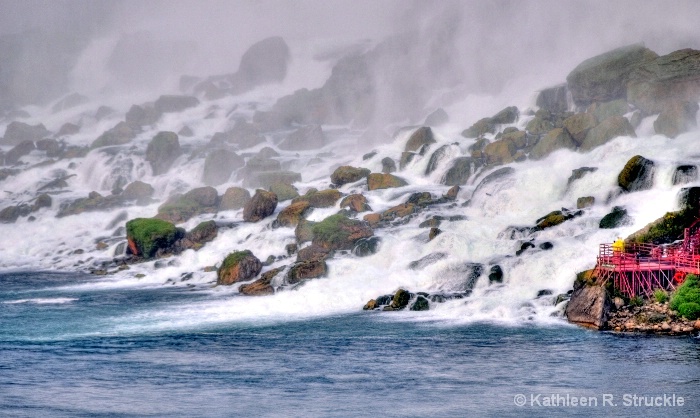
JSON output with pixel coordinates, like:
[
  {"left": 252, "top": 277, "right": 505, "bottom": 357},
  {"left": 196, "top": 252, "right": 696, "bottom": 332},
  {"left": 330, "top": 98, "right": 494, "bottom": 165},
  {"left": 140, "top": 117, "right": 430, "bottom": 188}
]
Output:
[{"left": 3, "top": 297, "right": 78, "bottom": 305}]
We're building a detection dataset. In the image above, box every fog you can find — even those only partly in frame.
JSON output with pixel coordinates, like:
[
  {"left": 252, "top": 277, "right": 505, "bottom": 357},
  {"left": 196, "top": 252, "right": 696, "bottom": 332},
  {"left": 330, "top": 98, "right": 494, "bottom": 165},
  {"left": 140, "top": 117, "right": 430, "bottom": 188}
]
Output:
[{"left": 1, "top": 0, "right": 699, "bottom": 120}]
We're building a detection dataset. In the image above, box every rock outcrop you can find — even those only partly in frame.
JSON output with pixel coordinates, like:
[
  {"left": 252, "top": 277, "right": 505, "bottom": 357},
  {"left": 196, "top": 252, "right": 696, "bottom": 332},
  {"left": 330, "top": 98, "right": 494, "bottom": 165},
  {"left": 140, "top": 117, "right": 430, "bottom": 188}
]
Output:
[{"left": 217, "top": 250, "right": 263, "bottom": 285}]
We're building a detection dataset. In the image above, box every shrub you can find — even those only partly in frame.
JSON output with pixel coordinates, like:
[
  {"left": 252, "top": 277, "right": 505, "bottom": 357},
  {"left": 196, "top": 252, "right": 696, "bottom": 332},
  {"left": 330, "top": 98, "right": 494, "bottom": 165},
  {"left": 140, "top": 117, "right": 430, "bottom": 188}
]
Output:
[
  {"left": 669, "top": 274, "right": 700, "bottom": 319},
  {"left": 628, "top": 296, "right": 644, "bottom": 307},
  {"left": 653, "top": 289, "right": 668, "bottom": 304}
]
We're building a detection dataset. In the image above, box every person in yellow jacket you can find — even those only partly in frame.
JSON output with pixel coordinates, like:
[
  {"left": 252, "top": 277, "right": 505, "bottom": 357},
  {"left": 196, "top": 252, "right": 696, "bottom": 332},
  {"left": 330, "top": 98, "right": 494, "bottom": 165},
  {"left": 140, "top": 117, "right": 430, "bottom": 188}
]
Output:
[{"left": 612, "top": 237, "right": 625, "bottom": 257}]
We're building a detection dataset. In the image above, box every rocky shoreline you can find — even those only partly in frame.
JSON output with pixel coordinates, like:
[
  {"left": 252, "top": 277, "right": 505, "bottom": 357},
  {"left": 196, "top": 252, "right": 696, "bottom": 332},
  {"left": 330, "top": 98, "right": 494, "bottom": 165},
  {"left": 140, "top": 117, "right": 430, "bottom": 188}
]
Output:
[{"left": 607, "top": 300, "right": 700, "bottom": 336}]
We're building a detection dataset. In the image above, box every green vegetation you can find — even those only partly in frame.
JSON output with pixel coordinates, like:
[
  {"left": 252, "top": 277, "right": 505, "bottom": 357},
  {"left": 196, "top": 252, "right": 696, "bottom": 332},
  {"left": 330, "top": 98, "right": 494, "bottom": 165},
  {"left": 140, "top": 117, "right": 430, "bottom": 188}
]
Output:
[
  {"left": 653, "top": 289, "right": 669, "bottom": 304},
  {"left": 670, "top": 274, "right": 700, "bottom": 320},
  {"left": 126, "top": 218, "right": 182, "bottom": 259},
  {"left": 628, "top": 296, "right": 644, "bottom": 307},
  {"left": 312, "top": 214, "right": 354, "bottom": 246},
  {"left": 220, "top": 250, "right": 253, "bottom": 272},
  {"left": 626, "top": 208, "right": 697, "bottom": 244}
]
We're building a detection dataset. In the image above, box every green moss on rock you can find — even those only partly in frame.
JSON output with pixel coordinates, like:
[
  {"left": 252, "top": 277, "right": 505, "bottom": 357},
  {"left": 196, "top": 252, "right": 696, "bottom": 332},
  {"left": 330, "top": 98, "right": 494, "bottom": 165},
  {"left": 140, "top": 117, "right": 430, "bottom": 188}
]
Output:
[
  {"left": 126, "top": 218, "right": 183, "bottom": 259},
  {"left": 311, "top": 214, "right": 373, "bottom": 250}
]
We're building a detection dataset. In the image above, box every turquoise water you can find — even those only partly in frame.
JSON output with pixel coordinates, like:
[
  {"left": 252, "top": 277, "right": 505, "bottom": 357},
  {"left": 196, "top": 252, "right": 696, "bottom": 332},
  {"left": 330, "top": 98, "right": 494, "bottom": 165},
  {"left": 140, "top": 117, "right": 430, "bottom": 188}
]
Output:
[{"left": 1, "top": 271, "right": 698, "bottom": 417}]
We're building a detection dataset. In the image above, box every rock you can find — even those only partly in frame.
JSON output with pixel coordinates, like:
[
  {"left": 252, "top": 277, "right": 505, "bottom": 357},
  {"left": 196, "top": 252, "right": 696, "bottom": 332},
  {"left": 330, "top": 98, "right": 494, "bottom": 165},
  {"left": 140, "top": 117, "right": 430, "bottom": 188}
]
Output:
[
  {"left": 32, "top": 193, "right": 52, "bottom": 211},
  {"left": 146, "top": 131, "right": 182, "bottom": 175},
  {"left": 589, "top": 99, "right": 629, "bottom": 123},
  {"left": 461, "top": 118, "right": 495, "bottom": 138},
  {"left": 483, "top": 138, "right": 516, "bottom": 165},
  {"left": 525, "top": 111, "right": 556, "bottom": 135},
  {"left": 565, "top": 284, "right": 612, "bottom": 329},
  {"left": 57, "top": 192, "right": 126, "bottom": 217},
  {"left": 352, "top": 236, "right": 380, "bottom": 257},
  {"left": 279, "top": 125, "right": 326, "bottom": 150},
  {"left": 125, "top": 105, "right": 160, "bottom": 127},
  {"left": 599, "top": 206, "right": 631, "bottom": 228},
  {"left": 399, "top": 152, "right": 417, "bottom": 170},
  {"left": 287, "top": 259, "right": 327, "bottom": 283},
  {"left": 269, "top": 182, "right": 298, "bottom": 201},
  {"left": 536, "top": 84, "right": 569, "bottom": 113},
  {"left": 445, "top": 185, "right": 460, "bottom": 200},
  {"left": 424, "top": 108, "right": 449, "bottom": 126},
  {"left": 0, "top": 206, "right": 20, "bottom": 224},
  {"left": 331, "top": 166, "right": 370, "bottom": 186},
  {"left": 243, "top": 189, "right": 278, "bottom": 222},
  {"left": 211, "top": 120, "right": 267, "bottom": 149},
  {"left": 219, "top": 187, "right": 251, "bottom": 211},
  {"left": 535, "top": 209, "right": 583, "bottom": 231},
  {"left": 577, "top": 196, "right": 595, "bottom": 209},
  {"left": 491, "top": 106, "right": 519, "bottom": 124},
  {"left": 362, "top": 213, "right": 381, "bottom": 228},
  {"left": 244, "top": 171, "right": 301, "bottom": 189},
  {"left": 653, "top": 101, "right": 699, "bottom": 138},
  {"left": 410, "top": 296, "right": 430, "bottom": 311},
  {"left": 390, "top": 289, "right": 411, "bottom": 310},
  {"left": 381, "top": 157, "right": 397, "bottom": 173},
  {"left": 566, "top": 44, "right": 657, "bottom": 107},
  {"left": 579, "top": 116, "right": 636, "bottom": 152},
  {"left": 567, "top": 167, "right": 598, "bottom": 186},
  {"left": 425, "top": 144, "right": 452, "bottom": 175},
  {"left": 367, "top": 173, "right": 408, "bottom": 190},
  {"left": 1, "top": 121, "right": 49, "bottom": 146},
  {"left": 562, "top": 112, "right": 597, "bottom": 145},
  {"left": 363, "top": 299, "right": 378, "bottom": 310},
  {"left": 617, "top": 155, "right": 655, "bottom": 192},
  {"left": 296, "top": 244, "right": 331, "bottom": 262},
  {"left": 380, "top": 203, "right": 417, "bottom": 222},
  {"left": 672, "top": 165, "right": 697, "bottom": 185},
  {"left": 292, "top": 189, "right": 342, "bottom": 208},
  {"left": 35, "top": 139, "right": 62, "bottom": 157},
  {"left": 3, "top": 140, "right": 35, "bottom": 165},
  {"left": 173, "top": 220, "right": 219, "bottom": 252},
  {"left": 178, "top": 126, "right": 194, "bottom": 137},
  {"left": 428, "top": 227, "right": 442, "bottom": 241},
  {"left": 295, "top": 219, "right": 316, "bottom": 243},
  {"left": 56, "top": 123, "right": 80, "bottom": 137},
  {"left": 122, "top": 181, "right": 154, "bottom": 204},
  {"left": 627, "top": 48, "right": 700, "bottom": 114},
  {"left": 488, "top": 265, "right": 503, "bottom": 283},
  {"left": 529, "top": 128, "right": 576, "bottom": 160},
  {"left": 276, "top": 201, "right": 312, "bottom": 227},
  {"left": 217, "top": 250, "right": 263, "bottom": 285},
  {"left": 92, "top": 121, "right": 137, "bottom": 148},
  {"left": 311, "top": 214, "right": 373, "bottom": 251},
  {"left": 126, "top": 218, "right": 184, "bottom": 259},
  {"left": 239, "top": 267, "right": 283, "bottom": 296},
  {"left": 406, "top": 192, "right": 433, "bottom": 207},
  {"left": 154, "top": 95, "right": 200, "bottom": 113},
  {"left": 442, "top": 157, "right": 476, "bottom": 186},
  {"left": 156, "top": 187, "right": 219, "bottom": 223},
  {"left": 362, "top": 151, "right": 377, "bottom": 160},
  {"left": 201, "top": 149, "right": 244, "bottom": 186},
  {"left": 404, "top": 127, "right": 436, "bottom": 152},
  {"left": 419, "top": 218, "right": 441, "bottom": 228},
  {"left": 408, "top": 252, "right": 447, "bottom": 270},
  {"left": 340, "top": 194, "right": 372, "bottom": 213},
  {"left": 678, "top": 186, "right": 700, "bottom": 211}
]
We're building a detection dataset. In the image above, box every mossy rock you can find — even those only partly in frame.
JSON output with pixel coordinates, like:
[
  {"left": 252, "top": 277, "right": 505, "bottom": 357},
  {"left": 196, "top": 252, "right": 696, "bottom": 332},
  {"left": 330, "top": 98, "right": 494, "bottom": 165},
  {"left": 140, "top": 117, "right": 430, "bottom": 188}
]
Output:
[
  {"left": 617, "top": 155, "right": 654, "bottom": 192},
  {"left": 534, "top": 209, "right": 583, "bottom": 230},
  {"left": 292, "top": 189, "right": 342, "bottom": 208},
  {"left": 404, "top": 127, "right": 436, "bottom": 152},
  {"left": 390, "top": 289, "right": 412, "bottom": 310},
  {"left": 122, "top": 181, "right": 155, "bottom": 204},
  {"left": 626, "top": 208, "right": 697, "bottom": 244},
  {"left": 219, "top": 187, "right": 251, "bottom": 211},
  {"left": 269, "top": 182, "right": 298, "bottom": 201},
  {"left": 202, "top": 149, "right": 244, "bottom": 186},
  {"left": 576, "top": 196, "right": 595, "bottom": 209},
  {"left": 410, "top": 296, "right": 430, "bottom": 311},
  {"left": 340, "top": 194, "right": 372, "bottom": 212},
  {"left": 126, "top": 218, "right": 184, "bottom": 259},
  {"left": 311, "top": 214, "right": 373, "bottom": 250},
  {"left": 295, "top": 219, "right": 316, "bottom": 243},
  {"left": 672, "top": 165, "right": 698, "bottom": 186},
  {"left": 331, "top": 166, "right": 371, "bottom": 186},
  {"left": 243, "top": 189, "right": 278, "bottom": 222},
  {"left": 599, "top": 206, "right": 630, "bottom": 228},
  {"left": 287, "top": 259, "right": 328, "bottom": 283},
  {"left": 483, "top": 138, "right": 516, "bottom": 165},
  {"left": 217, "top": 250, "right": 263, "bottom": 285},
  {"left": 277, "top": 201, "right": 312, "bottom": 227}
]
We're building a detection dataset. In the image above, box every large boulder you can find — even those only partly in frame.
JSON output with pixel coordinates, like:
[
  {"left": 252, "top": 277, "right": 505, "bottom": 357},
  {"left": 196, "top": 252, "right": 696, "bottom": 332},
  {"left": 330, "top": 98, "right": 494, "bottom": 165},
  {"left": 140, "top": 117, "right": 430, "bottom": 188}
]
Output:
[
  {"left": 653, "top": 101, "right": 699, "bottom": 138},
  {"left": 536, "top": 84, "right": 569, "bottom": 113},
  {"left": 292, "top": 189, "right": 342, "bottom": 208},
  {"left": 217, "top": 250, "right": 263, "bottom": 285},
  {"left": 126, "top": 218, "right": 184, "bottom": 259},
  {"left": 2, "top": 122, "right": 50, "bottom": 146},
  {"left": 565, "top": 284, "right": 611, "bottom": 329},
  {"left": 146, "top": 131, "right": 182, "bottom": 175},
  {"left": 236, "top": 37, "right": 290, "bottom": 87},
  {"left": 424, "top": 108, "right": 449, "bottom": 126},
  {"left": 269, "top": 182, "right": 299, "bottom": 201},
  {"left": 202, "top": 149, "right": 245, "bottom": 186},
  {"left": 340, "top": 194, "right": 372, "bottom": 213},
  {"left": 566, "top": 44, "right": 657, "bottom": 107},
  {"left": 91, "top": 121, "right": 137, "bottom": 148},
  {"left": 442, "top": 157, "right": 476, "bottom": 186},
  {"left": 482, "top": 138, "right": 516, "bottom": 165},
  {"left": 3, "top": 140, "right": 35, "bottom": 165},
  {"left": 617, "top": 155, "right": 654, "bottom": 192},
  {"left": 219, "top": 187, "right": 251, "bottom": 211},
  {"left": 239, "top": 267, "right": 282, "bottom": 296},
  {"left": 276, "top": 201, "right": 312, "bottom": 227},
  {"left": 599, "top": 206, "right": 631, "bottom": 229},
  {"left": 154, "top": 95, "right": 200, "bottom": 113},
  {"left": 125, "top": 104, "right": 161, "bottom": 127},
  {"left": 243, "top": 189, "right": 278, "bottom": 222},
  {"left": 367, "top": 173, "right": 408, "bottom": 190},
  {"left": 579, "top": 116, "right": 636, "bottom": 152},
  {"left": 211, "top": 120, "right": 266, "bottom": 150},
  {"left": 311, "top": 214, "right": 373, "bottom": 250},
  {"left": 404, "top": 127, "right": 436, "bottom": 152},
  {"left": 589, "top": 99, "right": 629, "bottom": 123},
  {"left": 529, "top": 128, "right": 576, "bottom": 160},
  {"left": 174, "top": 220, "right": 219, "bottom": 252},
  {"left": 330, "top": 166, "right": 370, "bottom": 186},
  {"left": 122, "top": 181, "right": 154, "bottom": 204},
  {"left": 278, "top": 125, "right": 326, "bottom": 150},
  {"left": 287, "top": 259, "right": 328, "bottom": 283},
  {"left": 672, "top": 165, "right": 697, "bottom": 185},
  {"left": 381, "top": 157, "right": 397, "bottom": 173},
  {"left": 562, "top": 112, "right": 597, "bottom": 145},
  {"left": 156, "top": 187, "right": 219, "bottom": 223}
]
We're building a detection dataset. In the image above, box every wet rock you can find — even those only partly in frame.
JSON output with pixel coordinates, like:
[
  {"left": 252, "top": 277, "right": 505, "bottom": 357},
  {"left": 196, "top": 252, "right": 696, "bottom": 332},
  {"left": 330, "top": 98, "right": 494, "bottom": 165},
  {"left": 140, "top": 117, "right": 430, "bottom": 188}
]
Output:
[
  {"left": 156, "top": 187, "right": 219, "bottom": 223},
  {"left": 296, "top": 244, "right": 332, "bottom": 262},
  {"left": 399, "top": 152, "right": 417, "bottom": 170},
  {"left": 428, "top": 227, "right": 442, "bottom": 241},
  {"left": 442, "top": 157, "right": 476, "bottom": 186},
  {"left": 178, "top": 126, "right": 194, "bottom": 137},
  {"left": 202, "top": 149, "right": 245, "bottom": 186},
  {"left": 175, "top": 220, "right": 219, "bottom": 252},
  {"left": 243, "top": 189, "right": 278, "bottom": 222},
  {"left": 331, "top": 166, "right": 370, "bottom": 186},
  {"left": 419, "top": 218, "right": 441, "bottom": 228},
  {"left": 381, "top": 203, "right": 417, "bottom": 222},
  {"left": 352, "top": 236, "right": 380, "bottom": 257},
  {"left": 444, "top": 185, "right": 460, "bottom": 200},
  {"left": 618, "top": 155, "right": 655, "bottom": 192},
  {"left": 381, "top": 157, "right": 397, "bottom": 173},
  {"left": 576, "top": 196, "right": 595, "bottom": 209},
  {"left": 276, "top": 201, "right": 312, "bottom": 227},
  {"left": 36, "top": 138, "right": 62, "bottom": 157},
  {"left": 425, "top": 144, "right": 452, "bottom": 175},
  {"left": 269, "top": 182, "right": 298, "bottom": 201},
  {"left": 362, "top": 151, "right": 377, "bottom": 160},
  {"left": 562, "top": 112, "right": 597, "bottom": 145},
  {"left": 3, "top": 140, "right": 35, "bottom": 165},
  {"left": 536, "top": 84, "right": 569, "bottom": 113},
  {"left": 363, "top": 299, "right": 378, "bottom": 310},
  {"left": 0, "top": 205, "right": 20, "bottom": 224},
  {"left": 286, "top": 243, "right": 298, "bottom": 256},
  {"left": 146, "top": 131, "right": 182, "bottom": 175},
  {"left": 126, "top": 218, "right": 185, "bottom": 259},
  {"left": 279, "top": 125, "right": 326, "bottom": 150},
  {"left": 292, "top": 189, "right": 342, "bottom": 208},
  {"left": 599, "top": 206, "right": 631, "bottom": 229},
  {"left": 462, "top": 118, "right": 495, "bottom": 138},
  {"left": 219, "top": 187, "right": 251, "bottom": 211},
  {"left": 244, "top": 171, "right": 301, "bottom": 189},
  {"left": 295, "top": 219, "right": 316, "bottom": 243},
  {"left": 56, "top": 123, "right": 80, "bottom": 137},
  {"left": 534, "top": 209, "right": 583, "bottom": 231},
  {"left": 390, "top": 289, "right": 412, "bottom": 310},
  {"left": 154, "top": 95, "right": 200, "bottom": 114},
  {"left": 565, "top": 284, "right": 612, "bottom": 330},
  {"left": 482, "top": 138, "right": 516, "bottom": 165},
  {"left": 408, "top": 252, "right": 447, "bottom": 270},
  {"left": 566, "top": 43, "right": 657, "bottom": 107},
  {"left": 410, "top": 296, "right": 430, "bottom": 311},
  {"left": 122, "top": 181, "right": 154, "bottom": 204},
  {"left": 488, "top": 265, "right": 503, "bottom": 284},
  {"left": 539, "top": 242, "right": 554, "bottom": 250},
  {"left": 529, "top": 128, "right": 576, "bottom": 160},
  {"left": 32, "top": 193, "right": 52, "bottom": 211},
  {"left": 340, "top": 194, "right": 372, "bottom": 213},
  {"left": 516, "top": 241, "right": 535, "bottom": 256},
  {"left": 1, "top": 121, "right": 50, "bottom": 146},
  {"left": 212, "top": 120, "right": 267, "bottom": 149},
  {"left": 672, "top": 165, "right": 697, "bottom": 185},
  {"left": 424, "top": 108, "right": 449, "bottom": 126},
  {"left": 580, "top": 115, "right": 636, "bottom": 152},
  {"left": 92, "top": 121, "right": 137, "bottom": 148},
  {"left": 217, "top": 250, "right": 263, "bottom": 285},
  {"left": 287, "top": 259, "right": 327, "bottom": 283},
  {"left": 404, "top": 126, "right": 436, "bottom": 152},
  {"left": 311, "top": 214, "right": 373, "bottom": 250},
  {"left": 566, "top": 167, "right": 598, "bottom": 186},
  {"left": 239, "top": 267, "right": 283, "bottom": 296},
  {"left": 367, "top": 173, "right": 407, "bottom": 190},
  {"left": 653, "top": 100, "right": 699, "bottom": 138},
  {"left": 589, "top": 99, "right": 629, "bottom": 123}
]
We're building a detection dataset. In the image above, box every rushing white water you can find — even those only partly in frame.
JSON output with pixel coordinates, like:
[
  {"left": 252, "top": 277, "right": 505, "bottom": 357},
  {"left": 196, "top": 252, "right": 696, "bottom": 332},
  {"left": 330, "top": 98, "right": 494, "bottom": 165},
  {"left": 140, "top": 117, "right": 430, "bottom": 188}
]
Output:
[{"left": 1, "top": 35, "right": 700, "bottom": 333}]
